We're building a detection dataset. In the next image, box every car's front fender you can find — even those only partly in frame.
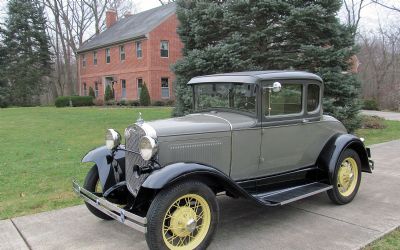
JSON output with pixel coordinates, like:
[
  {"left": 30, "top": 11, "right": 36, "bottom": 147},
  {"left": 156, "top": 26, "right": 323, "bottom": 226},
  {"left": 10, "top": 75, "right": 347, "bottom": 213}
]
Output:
[
  {"left": 82, "top": 145, "right": 125, "bottom": 190},
  {"left": 142, "top": 162, "right": 250, "bottom": 198},
  {"left": 317, "top": 134, "right": 372, "bottom": 184}
]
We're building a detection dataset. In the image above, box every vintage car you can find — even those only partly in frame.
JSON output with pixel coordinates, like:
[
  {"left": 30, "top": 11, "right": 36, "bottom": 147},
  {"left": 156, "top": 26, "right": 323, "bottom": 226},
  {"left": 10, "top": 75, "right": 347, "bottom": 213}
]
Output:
[{"left": 73, "top": 71, "right": 373, "bottom": 250}]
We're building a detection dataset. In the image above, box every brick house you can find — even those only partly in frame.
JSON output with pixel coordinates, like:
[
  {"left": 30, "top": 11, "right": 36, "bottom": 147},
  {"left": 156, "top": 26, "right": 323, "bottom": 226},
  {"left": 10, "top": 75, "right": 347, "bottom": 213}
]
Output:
[{"left": 77, "top": 3, "right": 182, "bottom": 102}]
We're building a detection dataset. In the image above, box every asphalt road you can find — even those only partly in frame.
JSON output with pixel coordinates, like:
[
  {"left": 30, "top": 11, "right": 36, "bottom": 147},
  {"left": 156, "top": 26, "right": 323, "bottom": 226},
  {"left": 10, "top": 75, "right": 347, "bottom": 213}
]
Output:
[
  {"left": 1, "top": 139, "right": 400, "bottom": 250},
  {"left": 362, "top": 110, "right": 400, "bottom": 121}
]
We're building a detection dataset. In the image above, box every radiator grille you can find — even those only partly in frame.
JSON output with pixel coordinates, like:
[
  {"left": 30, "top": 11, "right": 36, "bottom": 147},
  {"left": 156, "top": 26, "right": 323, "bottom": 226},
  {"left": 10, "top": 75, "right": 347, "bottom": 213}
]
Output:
[{"left": 125, "top": 124, "right": 149, "bottom": 196}]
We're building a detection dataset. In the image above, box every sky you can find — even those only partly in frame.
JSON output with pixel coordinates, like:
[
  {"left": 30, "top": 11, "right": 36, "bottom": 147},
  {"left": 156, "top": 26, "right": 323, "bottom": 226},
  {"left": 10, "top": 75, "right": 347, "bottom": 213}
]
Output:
[{"left": 0, "top": 0, "right": 398, "bottom": 35}]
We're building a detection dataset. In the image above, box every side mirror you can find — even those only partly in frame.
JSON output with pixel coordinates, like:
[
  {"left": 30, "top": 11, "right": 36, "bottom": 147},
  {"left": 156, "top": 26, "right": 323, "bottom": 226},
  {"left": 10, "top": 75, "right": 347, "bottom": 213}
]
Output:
[{"left": 272, "top": 82, "right": 281, "bottom": 92}]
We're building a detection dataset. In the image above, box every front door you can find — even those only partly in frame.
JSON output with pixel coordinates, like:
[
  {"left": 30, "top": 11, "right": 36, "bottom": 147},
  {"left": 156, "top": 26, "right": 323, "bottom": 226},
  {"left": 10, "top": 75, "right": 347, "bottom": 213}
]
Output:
[{"left": 258, "top": 80, "right": 322, "bottom": 177}]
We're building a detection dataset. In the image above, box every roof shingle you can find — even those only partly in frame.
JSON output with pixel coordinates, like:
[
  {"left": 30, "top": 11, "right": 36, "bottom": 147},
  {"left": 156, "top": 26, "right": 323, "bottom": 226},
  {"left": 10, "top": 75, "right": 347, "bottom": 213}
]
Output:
[{"left": 77, "top": 3, "right": 176, "bottom": 53}]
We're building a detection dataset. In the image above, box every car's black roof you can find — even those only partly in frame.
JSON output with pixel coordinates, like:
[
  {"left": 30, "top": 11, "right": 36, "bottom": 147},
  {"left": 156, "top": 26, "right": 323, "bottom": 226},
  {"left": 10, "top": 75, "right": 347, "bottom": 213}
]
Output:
[{"left": 187, "top": 71, "right": 323, "bottom": 85}]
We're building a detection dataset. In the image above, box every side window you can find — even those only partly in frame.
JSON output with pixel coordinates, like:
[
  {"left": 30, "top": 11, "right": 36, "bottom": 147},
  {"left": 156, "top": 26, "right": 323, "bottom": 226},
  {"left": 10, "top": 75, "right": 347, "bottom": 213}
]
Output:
[
  {"left": 136, "top": 41, "right": 142, "bottom": 58},
  {"left": 161, "top": 78, "right": 169, "bottom": 98},
  {"left": 137, "top": 78, "right": 143, "bottom": 99},
  {"left": 265, "top": 83, "right": 302, "bottom": 116},
  {"left": 307, "top": 84, "right": 320, "bottom": 112},
  {"left": 95, "top": 82, "right": 99, "bottom": 97},
  {"left": 82, "top": 54, "right": 86, "bottom": 68},
  {"left": 120, "top": 45, "right": 125, "bottom": 61},
  {"left": 121, "top": 79, "right": 126, "bottom": 99},
  {"left": 93, "top": 51, "right": 97, "bottom": 65},
  {"left": 160, "top": 40, "right": 169, "bottom": 57},
  {"left": 105, "top": 48, "right": 110, "bottom": 63}
]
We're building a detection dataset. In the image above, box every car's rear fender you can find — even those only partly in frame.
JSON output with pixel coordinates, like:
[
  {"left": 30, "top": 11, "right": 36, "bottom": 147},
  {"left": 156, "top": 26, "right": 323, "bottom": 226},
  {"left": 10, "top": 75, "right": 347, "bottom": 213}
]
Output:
[
  {"left": 317, "top": 134, "right": 371, "bottom": 184},
  {"left": 81, "top": 145, "right": 126, "bottom": 191},
  {"left": 141, "top": 162, "right": 250, "bottom": 198}
]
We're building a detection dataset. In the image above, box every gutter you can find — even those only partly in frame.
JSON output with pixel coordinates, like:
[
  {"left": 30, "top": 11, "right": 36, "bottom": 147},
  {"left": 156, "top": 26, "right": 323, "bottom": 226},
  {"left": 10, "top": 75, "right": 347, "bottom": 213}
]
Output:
[{"left": 77, "top": 34, "right": 147, "bottom": 54}]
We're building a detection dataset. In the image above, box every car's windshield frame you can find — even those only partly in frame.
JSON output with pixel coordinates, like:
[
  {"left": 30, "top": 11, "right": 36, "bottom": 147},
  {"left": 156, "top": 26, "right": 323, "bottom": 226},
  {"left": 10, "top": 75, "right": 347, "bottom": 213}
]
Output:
[{"left": 192, "top": 82, "right": 258, "bottom": 117}]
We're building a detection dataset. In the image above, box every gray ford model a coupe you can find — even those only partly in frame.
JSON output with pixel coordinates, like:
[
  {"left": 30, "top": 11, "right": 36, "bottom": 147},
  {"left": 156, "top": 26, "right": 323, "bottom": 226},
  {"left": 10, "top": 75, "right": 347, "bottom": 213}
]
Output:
[{"left": 73, "top": 71, "right": 373, "bottom": 250}]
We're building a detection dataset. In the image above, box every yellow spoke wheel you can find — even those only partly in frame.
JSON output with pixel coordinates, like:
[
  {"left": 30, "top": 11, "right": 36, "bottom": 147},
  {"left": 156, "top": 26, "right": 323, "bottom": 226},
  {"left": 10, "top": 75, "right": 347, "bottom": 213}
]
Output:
[
  {"left": 337, "top": 157, "right": 358, "bottom": 197},
  {"left": 328, "top": 149, "right": 362, "bottom": 205},
  {"left": 162, "top": 194, "right": 211, "bottom": 250}
]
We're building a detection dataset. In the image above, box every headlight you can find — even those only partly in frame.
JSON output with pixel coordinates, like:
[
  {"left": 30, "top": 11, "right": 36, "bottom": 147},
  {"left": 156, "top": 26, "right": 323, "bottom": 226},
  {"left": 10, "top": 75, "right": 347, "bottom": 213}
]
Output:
[
  {"left": 105, "top": 129, "right": 121, "bottom": 150},
  {"left": 139, "top": 135, "right": 158, "bottom": 160}
]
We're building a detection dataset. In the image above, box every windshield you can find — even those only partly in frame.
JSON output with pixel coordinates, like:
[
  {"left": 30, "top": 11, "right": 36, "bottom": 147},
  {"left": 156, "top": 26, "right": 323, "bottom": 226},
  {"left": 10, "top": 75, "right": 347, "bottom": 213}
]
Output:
[{"left": 194, "top": 83, "right": 256, "bottom": 114}]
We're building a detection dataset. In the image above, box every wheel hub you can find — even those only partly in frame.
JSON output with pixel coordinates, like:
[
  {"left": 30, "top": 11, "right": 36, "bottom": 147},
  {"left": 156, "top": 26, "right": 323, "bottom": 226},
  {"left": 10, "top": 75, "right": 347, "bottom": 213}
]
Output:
[
  {"left": 170, "top": 206, "right": 197, "bottom": 237},
  {"left": 337, "top": 157, "right": 358, "bottom": 197}
]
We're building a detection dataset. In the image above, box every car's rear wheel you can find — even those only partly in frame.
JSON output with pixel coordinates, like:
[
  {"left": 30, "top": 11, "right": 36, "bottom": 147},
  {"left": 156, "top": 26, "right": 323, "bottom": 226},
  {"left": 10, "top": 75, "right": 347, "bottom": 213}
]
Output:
[
  {"left": 146, "top": 181, "right": 219, "bottom": 250},
  {"left": 328, "top": 148, "right": 362, "bottom": 205},
  {"left": 83, "top": 165, "right": 113, "bottom": 220}
]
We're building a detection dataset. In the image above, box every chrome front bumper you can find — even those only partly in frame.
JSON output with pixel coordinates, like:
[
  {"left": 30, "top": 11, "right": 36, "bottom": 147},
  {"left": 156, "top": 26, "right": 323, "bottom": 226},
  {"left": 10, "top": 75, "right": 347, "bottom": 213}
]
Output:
[{"left": 72, "top": 180, "right": 147, "bottom": 233}]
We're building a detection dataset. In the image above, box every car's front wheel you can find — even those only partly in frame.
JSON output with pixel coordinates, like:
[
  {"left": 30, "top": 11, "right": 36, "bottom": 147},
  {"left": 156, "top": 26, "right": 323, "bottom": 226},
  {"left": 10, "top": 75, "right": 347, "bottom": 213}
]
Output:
[
  {"left": 83, "top": 165, "right": 113, "bottom": 220},
  {"left": 328, "top": 148, "right": 362, "bottom": 205},
  {"left": 146, "top": 180, "right": 219, "bottom": 250}
]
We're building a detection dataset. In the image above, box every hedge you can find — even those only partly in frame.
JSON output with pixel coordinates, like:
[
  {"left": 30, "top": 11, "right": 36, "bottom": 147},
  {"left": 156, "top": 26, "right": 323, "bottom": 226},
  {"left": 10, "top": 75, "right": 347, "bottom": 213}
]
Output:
[{"left": 55, "top": 96, "right": 94, "bottom": 107}]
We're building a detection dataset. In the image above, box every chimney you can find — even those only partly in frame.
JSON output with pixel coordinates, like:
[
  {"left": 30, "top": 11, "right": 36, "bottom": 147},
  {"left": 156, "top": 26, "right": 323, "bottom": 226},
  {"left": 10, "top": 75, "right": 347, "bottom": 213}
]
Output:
[{"left": 106, "top": 9, "right": 117, "bottom": 28}]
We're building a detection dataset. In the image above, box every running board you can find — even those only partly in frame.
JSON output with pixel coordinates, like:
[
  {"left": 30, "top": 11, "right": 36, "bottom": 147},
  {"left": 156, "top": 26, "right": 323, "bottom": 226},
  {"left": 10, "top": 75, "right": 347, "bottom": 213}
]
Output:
[{"left": 252, "top": 182, "right": 332, "bottom": 206}]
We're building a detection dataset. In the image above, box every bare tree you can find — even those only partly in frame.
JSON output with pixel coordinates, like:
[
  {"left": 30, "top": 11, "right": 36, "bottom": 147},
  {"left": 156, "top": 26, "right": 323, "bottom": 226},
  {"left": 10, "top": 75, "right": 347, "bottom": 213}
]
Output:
[
  {"left": 158, "top": 0, "right": 175, "bottom": 5},
  {"left": 342, "top": 0, "right": 372, "bottom": 37},
  {"left": 357, "top": 24, "right": 400, "bottom": 110},
  {"left": 41, "top": 0, "right": 134, "bottom": 100},
  {"left": 83, "top": 0, "right": 134, "bottom": 35},
  {"left": 371, "top": 0, "right": 400, "bottom": 12}
]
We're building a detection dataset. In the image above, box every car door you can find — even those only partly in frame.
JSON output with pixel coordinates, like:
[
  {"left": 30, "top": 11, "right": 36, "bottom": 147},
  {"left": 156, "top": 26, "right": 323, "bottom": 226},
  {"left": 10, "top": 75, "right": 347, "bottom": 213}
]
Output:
[{"left": 258, "top": 80, "right": 323, "bottom": 177}]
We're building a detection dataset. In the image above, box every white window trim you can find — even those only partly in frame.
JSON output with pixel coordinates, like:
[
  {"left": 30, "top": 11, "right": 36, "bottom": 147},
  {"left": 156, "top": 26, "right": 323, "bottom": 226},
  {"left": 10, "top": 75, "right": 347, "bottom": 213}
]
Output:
[
  {"left": 136, "top": 41, "right": 143, "bottom": 59},
  {"left": 93, "top": 51, "right": 97, "bottom": 65},
  {"left": 160, "top": 40, "right": 169, "bottom": 58},
  {"left": 105, "top": 48, "right": 111, "bottom": 64},
  {"left": 120, "top": 45, "right": 125, "bottom": 61},
  {"left": 161, "top": 78, "right": 170, "bottom": 99}
]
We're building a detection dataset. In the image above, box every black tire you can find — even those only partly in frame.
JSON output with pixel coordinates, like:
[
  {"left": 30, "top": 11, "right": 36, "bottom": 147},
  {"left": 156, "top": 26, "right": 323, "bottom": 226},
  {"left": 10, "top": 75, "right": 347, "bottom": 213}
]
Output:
[
  {"left": 327, "top": 148, "right": 362, "bottom": 205},
  {"left": 83, "top": 165, "right": 113, "bottom": 220},
  {"left": 146, "top": 181, "right": 219, "bottom": 250}
]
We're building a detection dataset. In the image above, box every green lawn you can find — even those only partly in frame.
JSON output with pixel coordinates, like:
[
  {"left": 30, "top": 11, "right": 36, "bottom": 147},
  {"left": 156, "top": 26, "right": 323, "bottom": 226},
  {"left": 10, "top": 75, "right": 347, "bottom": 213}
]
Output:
[
  {"left": 1, "top": 108, "right": 400, "bottom": 221},
  {"left": 0, "top": 107, "right": 172, "bottom": 219},
  {"left": 356, "top": 120, "right": 400, "bottom": 146},
  {"left": 365, "top": 228, "right": 400, "bottom": 250}
]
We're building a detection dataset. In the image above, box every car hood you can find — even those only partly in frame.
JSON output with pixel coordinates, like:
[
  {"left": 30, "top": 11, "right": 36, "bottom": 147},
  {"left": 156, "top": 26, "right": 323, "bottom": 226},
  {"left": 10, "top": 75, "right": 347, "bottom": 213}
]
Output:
[{"left": 146, "top": 112, "right": 257, "bottom": 137}]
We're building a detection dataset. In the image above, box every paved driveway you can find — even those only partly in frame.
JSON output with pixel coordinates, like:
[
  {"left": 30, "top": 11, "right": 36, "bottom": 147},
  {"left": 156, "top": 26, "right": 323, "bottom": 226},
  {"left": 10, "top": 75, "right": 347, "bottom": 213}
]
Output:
[
  {"left": 362, "top": 110, "right": 400, "bottom": 121},
  {"left": 2, "top": 140, "right": 400, "bottom": 250}
]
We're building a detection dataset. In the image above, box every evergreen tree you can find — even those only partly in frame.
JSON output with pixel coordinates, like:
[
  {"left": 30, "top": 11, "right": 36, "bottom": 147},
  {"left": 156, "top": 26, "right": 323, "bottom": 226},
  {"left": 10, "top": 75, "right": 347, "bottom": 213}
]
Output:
[
  {"left": 140, "top": 82, "right": 151, "bottom": 106},
  {"left": 2, "top": 0, "right": 52, "bottom": 106},
  {"left": 104, "top": 85, "right": 113, "bottom": 101},
  {"left": 88, "top": 87, "right": 95, "bottom": 98},
  {"left": 173, "top": 0, "right": 361, "bottom": 132},
  {"left": 0, "top": 40, "right": 10, "bottom": 108}
]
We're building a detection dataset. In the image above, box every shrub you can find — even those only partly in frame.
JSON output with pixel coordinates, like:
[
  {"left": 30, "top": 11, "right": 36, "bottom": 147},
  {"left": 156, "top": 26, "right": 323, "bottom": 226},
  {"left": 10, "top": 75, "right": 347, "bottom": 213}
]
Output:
[
  {"left": 165, "top": 99, "right": 175, "bottom": 106},
  {"left": 153, "top": 100, "right": 165, "bottom": 106},
  {"left": 361, "top": 115, "right": 386, "bottom": 129},
  {"left": 93, "top": 99, "right": 104, "bottom": 106},
  {"left": 105, "top": 100, "right": 116, "bottom": 106},
  {"left": 140, "top": 82, "right": 151, "bottom": 106},
  {"left": 88, "top": 87, "right": 95, "bottom": 98},
  {"left": 363, "top": 99, "right": 379, "bottom": 110},
  {"left": 0, "top": 87, "right": 10, "bottom": 108},
  {"left": 104, "top": 85, "right": 114, "bottom": 101},
  {"left": 119, "top": 100, "right": 126, "bottom": 106},
  {"left": 55, "top": 96, "right": 94, "bottom": 107},
  {"left": 128, "top": 100, "right": 140, "bottom": 106}
]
